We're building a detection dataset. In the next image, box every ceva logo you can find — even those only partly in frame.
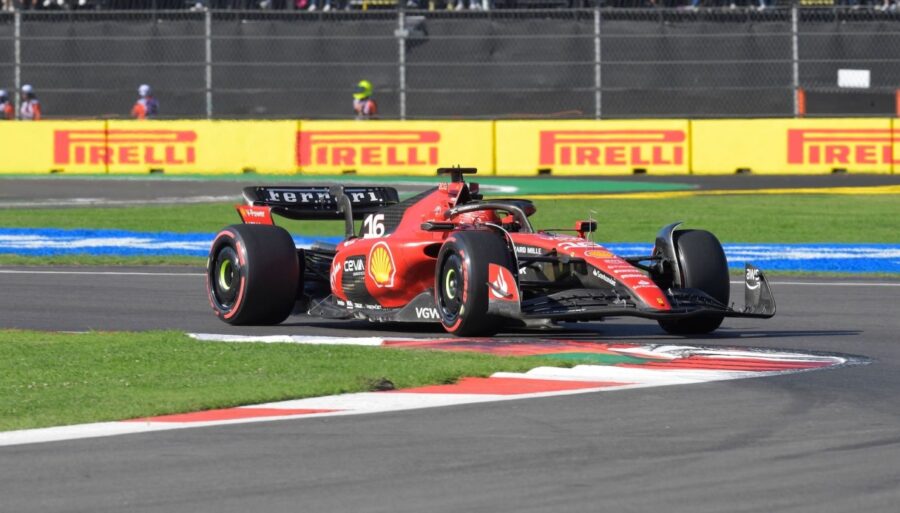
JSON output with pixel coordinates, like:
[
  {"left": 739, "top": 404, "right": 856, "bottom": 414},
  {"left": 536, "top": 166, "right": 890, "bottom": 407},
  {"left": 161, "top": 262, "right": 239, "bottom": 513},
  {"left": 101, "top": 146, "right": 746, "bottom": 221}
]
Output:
[
  {"left": 539, "top": 130, "right": 686, "bottom": 167},
  {"left": 297, "top": 130, "right": 440, "bottom": 167},
  {"left": 786, "top": 129, "right": 899, "bottom": 165},
  {"left": 54, "top": 130, "right": 197, "bottom": 166}
]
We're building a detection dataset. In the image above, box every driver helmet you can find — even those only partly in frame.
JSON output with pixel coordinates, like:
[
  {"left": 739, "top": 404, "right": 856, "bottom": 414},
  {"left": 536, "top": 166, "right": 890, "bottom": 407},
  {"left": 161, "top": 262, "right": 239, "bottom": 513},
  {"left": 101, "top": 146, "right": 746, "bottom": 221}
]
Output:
[{"left": 456, "top": 209, "right": 500, "bottom": 226}]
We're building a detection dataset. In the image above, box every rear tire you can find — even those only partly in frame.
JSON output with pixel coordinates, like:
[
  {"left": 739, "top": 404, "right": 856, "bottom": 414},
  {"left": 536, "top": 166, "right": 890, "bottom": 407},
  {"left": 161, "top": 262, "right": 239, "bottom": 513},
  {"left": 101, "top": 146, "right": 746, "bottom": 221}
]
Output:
[
  {"left": 658, "top": 229, "right": 729, "bottom": 335},
  {"left": 207, "top": 224, "right": 299, "bottom": 325},
  {"left": 435, "top": 230, "right": 514, "bottom": 337}
]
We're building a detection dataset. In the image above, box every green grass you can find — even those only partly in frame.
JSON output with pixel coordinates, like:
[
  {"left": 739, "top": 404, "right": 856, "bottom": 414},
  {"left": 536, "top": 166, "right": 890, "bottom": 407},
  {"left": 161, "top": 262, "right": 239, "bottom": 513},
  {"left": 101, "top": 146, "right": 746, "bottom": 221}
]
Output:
[
  {"left": 0, "top": 330, "right": 569, "bottom": 431},
  {"left": 0, "top": 193, "right": 896, "bottom": 267},
  {"left": 528, "top": 194, "right": 899, "bottom": 244},
  {"left": 1, "top": 194, "right": 896, "bottom": 243}
]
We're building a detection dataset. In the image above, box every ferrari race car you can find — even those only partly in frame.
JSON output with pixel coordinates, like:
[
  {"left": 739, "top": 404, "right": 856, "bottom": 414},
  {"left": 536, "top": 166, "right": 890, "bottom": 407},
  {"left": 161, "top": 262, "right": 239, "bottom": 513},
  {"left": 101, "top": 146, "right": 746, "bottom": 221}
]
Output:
[{"left": 206, "top": 168, "right": 775, "bottom": 336}]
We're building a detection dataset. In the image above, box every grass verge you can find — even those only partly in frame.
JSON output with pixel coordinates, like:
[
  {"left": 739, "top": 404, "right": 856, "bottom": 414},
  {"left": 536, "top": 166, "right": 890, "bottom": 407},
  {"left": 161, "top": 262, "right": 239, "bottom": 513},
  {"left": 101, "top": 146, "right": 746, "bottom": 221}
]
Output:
[
  {"left": 1, "top": 194, "right": 896, "bottom": 243},
  {"left": 0, "top": 330, "right": 568, "bottom": 432}
]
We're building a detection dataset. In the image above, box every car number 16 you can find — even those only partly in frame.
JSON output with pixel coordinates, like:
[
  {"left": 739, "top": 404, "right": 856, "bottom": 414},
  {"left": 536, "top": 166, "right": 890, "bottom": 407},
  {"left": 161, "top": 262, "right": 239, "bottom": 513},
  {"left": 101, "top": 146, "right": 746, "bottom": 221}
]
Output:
[{"left": 363, "top": 213, "right": 386, "bottom": 238}]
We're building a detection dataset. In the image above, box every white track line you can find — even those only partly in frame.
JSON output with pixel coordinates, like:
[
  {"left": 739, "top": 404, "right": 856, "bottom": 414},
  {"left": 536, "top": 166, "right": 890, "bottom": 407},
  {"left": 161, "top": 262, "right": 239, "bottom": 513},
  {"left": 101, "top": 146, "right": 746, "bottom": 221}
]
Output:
[{"left": 0, "top": 270, "right": 203, "bottom": 277}]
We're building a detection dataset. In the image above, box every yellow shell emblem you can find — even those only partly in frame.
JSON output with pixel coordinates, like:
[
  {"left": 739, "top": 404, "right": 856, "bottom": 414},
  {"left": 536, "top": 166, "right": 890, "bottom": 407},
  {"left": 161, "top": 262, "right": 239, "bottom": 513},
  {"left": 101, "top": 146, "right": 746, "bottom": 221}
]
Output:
[{"left": 369, "top": 243, "right": 395, "bottom": 287}]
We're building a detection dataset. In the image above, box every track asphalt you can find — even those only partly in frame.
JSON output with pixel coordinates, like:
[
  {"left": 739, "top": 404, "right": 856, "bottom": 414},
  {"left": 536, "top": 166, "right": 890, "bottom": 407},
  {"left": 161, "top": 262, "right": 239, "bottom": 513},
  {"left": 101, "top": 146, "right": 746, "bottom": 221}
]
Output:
[
  {"left": 3, "top": 174, "right": 900, "bottom": 207},
  {"left": 1, "top": 268, "right": 899, "bottom": 512}
]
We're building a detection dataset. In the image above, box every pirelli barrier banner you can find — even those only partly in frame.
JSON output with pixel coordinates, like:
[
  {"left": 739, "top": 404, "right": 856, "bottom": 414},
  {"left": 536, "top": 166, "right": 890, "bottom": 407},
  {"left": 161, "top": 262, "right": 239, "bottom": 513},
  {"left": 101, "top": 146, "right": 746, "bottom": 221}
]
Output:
[
  {"left": 0, "top": 120, "right": 298, "bottom": 175},
  {"left": 692, "top": 118, "right": 899, "bottom": 175},
  {"left": 494, "top": 120, "right": 692, "bottom": 176},
  {"left": 0, "top": 118, "right": 897, "bottom": 175},
  {"left": 296, "top": 121, "right": 493, "bottom": 175},
  {"left": 0, "top": 121, "right": 107, "bottom": 174}
]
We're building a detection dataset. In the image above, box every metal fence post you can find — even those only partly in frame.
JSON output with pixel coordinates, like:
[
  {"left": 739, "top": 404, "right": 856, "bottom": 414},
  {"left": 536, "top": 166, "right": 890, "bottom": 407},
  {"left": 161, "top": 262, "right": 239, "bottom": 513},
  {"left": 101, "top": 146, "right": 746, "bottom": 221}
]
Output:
[
  {"left": 13, "top": 10, "right": 20, "bottom": 117},
  {"left": 205, "top": 8, "right": 213, "bottom": 119},
  {"left": 397, "top": 10, "right": 407, "bottom": 120},
  {"left": 594, "top": 7, "right": 601, "bottom": 120},
  {"left": 791, "top": 5, "right": 799, "bottom": 117}
]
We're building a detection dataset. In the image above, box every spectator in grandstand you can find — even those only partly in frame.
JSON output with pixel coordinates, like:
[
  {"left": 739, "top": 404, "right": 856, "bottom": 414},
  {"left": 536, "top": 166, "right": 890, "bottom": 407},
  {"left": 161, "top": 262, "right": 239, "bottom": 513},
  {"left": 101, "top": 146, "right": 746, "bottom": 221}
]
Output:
[
  {"left": 450, "top": 0, "right": 485, "bottom": 9},
  {"left": 0, "top": 90, "right": 13, "bottom": 120},
  {"left": 306, "top": 0, "right": 344, "bottom": 11},
  {"left": 353, "top": 79, "right": 378, "bottom": 120},
  {"left": 131, "top": 84, "right": 159, "bottom": 120},
  {"left": 19, "top": 84, "right": 40, "bottom": 121}
]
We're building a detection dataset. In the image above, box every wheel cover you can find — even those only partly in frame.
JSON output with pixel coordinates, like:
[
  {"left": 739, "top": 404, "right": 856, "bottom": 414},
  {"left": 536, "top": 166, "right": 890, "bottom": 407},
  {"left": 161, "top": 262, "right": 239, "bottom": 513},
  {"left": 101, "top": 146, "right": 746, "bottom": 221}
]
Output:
[
  {"left": 210, "top": 246, "right": 240, "bottom": 309},
  {"left": 438, "top": 254, "right": 463, "bottom": 323}
]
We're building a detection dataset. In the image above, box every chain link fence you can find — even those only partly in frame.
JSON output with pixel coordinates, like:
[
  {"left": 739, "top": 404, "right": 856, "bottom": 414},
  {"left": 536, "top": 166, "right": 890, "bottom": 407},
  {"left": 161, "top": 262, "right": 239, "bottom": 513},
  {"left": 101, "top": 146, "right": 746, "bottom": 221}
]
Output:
[{"left": 1, "top": 7, "right": 898, "bottom": 119}]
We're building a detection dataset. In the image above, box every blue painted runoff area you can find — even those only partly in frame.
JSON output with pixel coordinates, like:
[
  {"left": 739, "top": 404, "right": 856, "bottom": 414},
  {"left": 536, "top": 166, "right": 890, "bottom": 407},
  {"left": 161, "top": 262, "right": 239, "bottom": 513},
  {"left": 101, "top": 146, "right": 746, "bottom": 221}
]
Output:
[{"left": 1, "top": 228, "right": 898, "bottom": 273}]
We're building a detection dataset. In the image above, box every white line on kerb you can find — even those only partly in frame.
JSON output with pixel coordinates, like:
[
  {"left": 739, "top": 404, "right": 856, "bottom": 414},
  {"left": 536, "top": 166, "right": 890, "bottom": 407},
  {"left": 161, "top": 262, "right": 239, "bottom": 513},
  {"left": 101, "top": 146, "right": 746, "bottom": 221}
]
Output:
[{"left": 0, "top": 270, "right": 204, "bottom": 277}]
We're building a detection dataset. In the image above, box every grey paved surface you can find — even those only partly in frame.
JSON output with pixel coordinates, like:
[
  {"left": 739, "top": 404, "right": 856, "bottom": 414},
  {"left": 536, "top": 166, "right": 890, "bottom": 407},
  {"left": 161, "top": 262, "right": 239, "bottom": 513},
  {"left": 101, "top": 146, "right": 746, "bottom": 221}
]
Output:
[
  {"left": 2, "top": 174, "right": 899, "bottom": 208},
  {"left": 1, "top": 268, "right": 899, "bottom": 512}
]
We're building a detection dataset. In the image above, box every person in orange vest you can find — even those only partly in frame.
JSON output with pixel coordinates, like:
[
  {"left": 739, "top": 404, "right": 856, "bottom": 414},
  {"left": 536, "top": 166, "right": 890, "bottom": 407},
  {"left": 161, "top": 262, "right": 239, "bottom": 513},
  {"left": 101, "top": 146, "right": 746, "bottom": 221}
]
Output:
[
  {"left": 131, "top": 84, "right": 159, "bottom": 120},
  {"left": 0, "top": 90, "right": 13, "bottom": 120},
  {"left": 19, "top": 84, "right": 41, "bottom": 121},
  {"left": 353, "top": 79, "right": 377, "bottom": 120}
]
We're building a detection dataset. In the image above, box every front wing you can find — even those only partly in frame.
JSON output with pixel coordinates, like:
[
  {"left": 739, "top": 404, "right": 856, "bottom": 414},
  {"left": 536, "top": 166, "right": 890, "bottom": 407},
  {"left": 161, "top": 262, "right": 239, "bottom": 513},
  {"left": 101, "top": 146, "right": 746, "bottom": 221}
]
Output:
[{"left": 512, "top": 263, "right": 776, "bottom": 322}]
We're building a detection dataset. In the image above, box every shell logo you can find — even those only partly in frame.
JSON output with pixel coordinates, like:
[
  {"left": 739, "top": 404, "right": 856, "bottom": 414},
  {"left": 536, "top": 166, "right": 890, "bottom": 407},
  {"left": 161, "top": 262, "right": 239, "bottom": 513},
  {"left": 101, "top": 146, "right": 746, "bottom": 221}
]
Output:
[
  {"left": 584, "top": 250, "right": 613, "bottom": 259},
  {"left": 368, "top": 242, "right": 395, "bottom": 288}
]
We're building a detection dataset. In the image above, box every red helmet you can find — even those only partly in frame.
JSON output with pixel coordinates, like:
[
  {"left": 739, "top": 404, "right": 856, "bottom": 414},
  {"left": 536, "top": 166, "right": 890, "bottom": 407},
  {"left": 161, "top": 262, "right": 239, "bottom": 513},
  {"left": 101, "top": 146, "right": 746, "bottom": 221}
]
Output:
[{"left": 456, "top": 209, "right": 500, "bottom": 226}]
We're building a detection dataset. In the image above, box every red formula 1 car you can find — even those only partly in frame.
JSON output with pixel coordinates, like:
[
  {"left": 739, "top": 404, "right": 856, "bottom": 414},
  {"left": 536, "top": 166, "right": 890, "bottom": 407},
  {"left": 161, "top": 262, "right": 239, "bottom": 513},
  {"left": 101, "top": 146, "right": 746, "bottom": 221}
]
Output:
[{"left": 206, "top": 168, "right": 775, "bottom": 336}]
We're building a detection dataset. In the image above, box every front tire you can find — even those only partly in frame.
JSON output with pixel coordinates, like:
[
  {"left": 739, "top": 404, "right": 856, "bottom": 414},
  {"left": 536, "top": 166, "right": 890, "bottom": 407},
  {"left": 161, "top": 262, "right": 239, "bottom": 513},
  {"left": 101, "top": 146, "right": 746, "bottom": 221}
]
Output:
[
  {"left": 207, "top": 224, "right": 299, "bottom": 325},
  {"left": 658, "top": 229, "right": 729, "bottom": 335},
  {"left": 435, "top": 230, "right": 515, "bottom": 337}
]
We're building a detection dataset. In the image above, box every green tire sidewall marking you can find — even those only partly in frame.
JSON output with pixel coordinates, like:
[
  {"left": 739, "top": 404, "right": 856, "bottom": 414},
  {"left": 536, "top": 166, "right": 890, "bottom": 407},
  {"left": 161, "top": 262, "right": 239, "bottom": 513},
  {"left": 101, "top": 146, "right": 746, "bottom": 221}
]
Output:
[
  {"left": 218, "top": 259, "right": 232, "bottom": 291},
  {"left": 444, "top": 268, "right": 456, "bottom": 300}
]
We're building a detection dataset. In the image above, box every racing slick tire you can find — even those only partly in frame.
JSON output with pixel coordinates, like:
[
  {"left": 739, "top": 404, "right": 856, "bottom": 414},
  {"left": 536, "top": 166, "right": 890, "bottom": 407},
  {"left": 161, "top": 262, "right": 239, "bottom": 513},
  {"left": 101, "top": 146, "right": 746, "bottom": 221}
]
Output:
[
  {"left": 658, "top": 229, "right": 729, "bottom": 335},
  {"left": 435, "top": 230, "right": 515, "bottom": 337},
  {"left": 207, "top": 224, "right": 299, "bottom": 325}
]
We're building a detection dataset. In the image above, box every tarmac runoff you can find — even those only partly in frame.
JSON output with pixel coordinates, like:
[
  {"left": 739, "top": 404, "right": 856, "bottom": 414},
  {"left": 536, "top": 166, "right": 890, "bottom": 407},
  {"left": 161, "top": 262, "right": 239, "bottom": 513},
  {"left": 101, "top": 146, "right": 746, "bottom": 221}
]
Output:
[
  {"left": 3, "top": 175, "right": 899, "bottom": 208},
  {"left": 0, "top": 336, "right": 867, "bottom": 447}
]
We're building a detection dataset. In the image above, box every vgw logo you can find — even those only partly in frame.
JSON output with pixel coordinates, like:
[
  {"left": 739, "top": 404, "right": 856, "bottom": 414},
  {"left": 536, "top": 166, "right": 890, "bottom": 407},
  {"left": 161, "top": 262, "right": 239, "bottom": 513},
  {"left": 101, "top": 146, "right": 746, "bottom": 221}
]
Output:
[
  {"left": 297, "top": 131, "right": 440, "bottom": 168},
  {"left": 539, "top": 130, "right": 686, "bottom": 167},
  {"left": 787, "top": 129, "right": 899, "bottom": 165},
  {"left": 54, "top": 130, "right": 197, "bottom": 166}
]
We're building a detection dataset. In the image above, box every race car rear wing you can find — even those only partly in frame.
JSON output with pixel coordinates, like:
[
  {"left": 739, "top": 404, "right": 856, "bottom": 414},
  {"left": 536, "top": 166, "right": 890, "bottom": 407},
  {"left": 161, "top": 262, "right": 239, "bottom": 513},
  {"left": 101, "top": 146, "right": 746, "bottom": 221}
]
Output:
[{"left": 241, "top": 185, "right": 400, "bottom": 221}]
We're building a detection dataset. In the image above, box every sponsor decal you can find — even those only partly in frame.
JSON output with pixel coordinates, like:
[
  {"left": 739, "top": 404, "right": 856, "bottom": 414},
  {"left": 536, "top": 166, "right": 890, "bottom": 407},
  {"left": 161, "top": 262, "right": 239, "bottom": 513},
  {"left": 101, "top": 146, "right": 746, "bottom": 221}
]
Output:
[
  {"left": 236, "top": 205, "right": 272, "bottom": 225},
  {"left": 539, "top": 130, "right": 686, "bottom": 167},
  {"left": 558, "top": 241, "right": 601, "bottom": 250},
  {"left": 263, "top": 188, "right": 386, "bottom": 205},
  {"left": 515, "top": 245, "right": 544, "bottom": 256},
  {"left": 297, "top": 131, "right": 440, "bottom": 167},
  {"left": 54, "top": 129, "right": 197, "bottom": 166},
  {"left": 414, "top": 307, "right": 440, "bottom": 320},
  {"left": 488, "top": 264, "right": 519, "bottom": 301},
  {"left": 330, "top": 261, "right": 341, "bottom": 292},
  {"left": 584, "top": 250, "right": 613, "bottom": 259},
  {"left": 344, "top": 258, "right": 365, "bottom": 273},
  {"left": 746, "top": 267, "right": 761, "bottom": 290},
  {"left": 591, "top": 268, "right": 617, "bottom": 286},
  {"left": 490, "top": 268, "right": 510, "bottom": 299},
  {"left": 368, "top": 242, "right": 396, "bottom": 288},
  {"left": 786, "top": 128, "right": 898, "bottom": 165}
]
